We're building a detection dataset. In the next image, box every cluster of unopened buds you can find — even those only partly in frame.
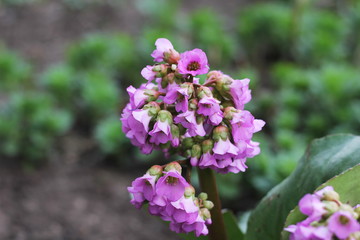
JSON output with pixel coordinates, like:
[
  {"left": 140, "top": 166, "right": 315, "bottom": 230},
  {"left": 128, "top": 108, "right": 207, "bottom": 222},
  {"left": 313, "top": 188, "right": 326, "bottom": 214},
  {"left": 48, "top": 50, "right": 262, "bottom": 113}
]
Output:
[
  {"left": 285, "top": 186, "right": 360, "bottom": 240},
  {"left": 128, "top": 162, "right": 213, "bottom": 236},
  {"left": 123, "top": 38, "right": 265, "bottom": 236}
]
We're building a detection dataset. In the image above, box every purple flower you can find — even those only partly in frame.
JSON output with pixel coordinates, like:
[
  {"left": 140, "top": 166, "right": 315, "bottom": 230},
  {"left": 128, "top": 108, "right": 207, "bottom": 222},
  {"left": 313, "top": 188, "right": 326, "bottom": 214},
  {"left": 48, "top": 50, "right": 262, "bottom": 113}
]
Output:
[
  {"left": 149, "top": 110, "right": 173, "bottom": 145},
  {"left": 181, "top": 215, "right": 209, "bottom": 237},
  {"left": 166, "top": 196, "right": 199, "bottom": 224},
  {"left": 230, "top": 110, "right": 265, "bottom": 143},
  {"left": 197, "top": 96, "right": 223, "bottom": 125},
  {"left": 132, "top": 108, "right": 153, "bottom": 133},
  {"left": 174, "top": 110, "right": 206, "bottom": 137},
  {"left": 155, "top": 171, "right": 189, "bottom": 202},
  {"left": 127, "top": 83, "right": 157, "bottom": 109},
  {"left": 127, "top": 173, "right": 157, "bottom": 209},
  {"left": 151, "top": 38, "right": 174, "bottom": 62},
  {"left": 230, "top": 79, "right": 251, "bottom": 110},
  {"left": 141, "top": 65, "right": 157, "bottom": 82},
  {"left": 328, "top": 211, "right": 360, "bottom": 239},
  {"left": 163, "top": 85, "right": 192, "bottom": 113},
  {"left": 299, "top": 194, "right": 327, "bottom": 221},
  {"left": 178, "top": 49, "right": 209, "bottom": 76}
]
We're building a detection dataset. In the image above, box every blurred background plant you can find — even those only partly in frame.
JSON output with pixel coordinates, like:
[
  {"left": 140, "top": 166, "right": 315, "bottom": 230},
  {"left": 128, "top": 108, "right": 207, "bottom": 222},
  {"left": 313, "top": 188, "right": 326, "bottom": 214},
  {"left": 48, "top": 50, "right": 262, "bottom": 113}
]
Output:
[{"left": 0, "top": 0, "right": 359, "bottom": 229}]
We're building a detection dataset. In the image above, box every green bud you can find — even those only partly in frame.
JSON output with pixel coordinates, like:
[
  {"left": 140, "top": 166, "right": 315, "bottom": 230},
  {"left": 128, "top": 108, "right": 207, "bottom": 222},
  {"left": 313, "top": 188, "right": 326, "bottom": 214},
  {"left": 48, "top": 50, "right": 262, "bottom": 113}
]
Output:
[
  {"left": 196, "top": 86, "right": 213, "bottom": 99},
  {"left": 161, "top": 78, "right": 169, "bottom": 89},
  {"left": 354, "top": 205, "right": 360, "bottom": 215},
  {"left": 171, "top": 124, "right": 180, "bottom": 137},
  {"left": 223, "top": 107, "right": 237, "bottom": 120},
  {"left": 152, "top": 65, "right": 162, "bottom": 72},
  {"left": 164, "top": 161, "right": 182, "bottom": 174},
  {"left": 191, "top": 144, "right": 202, "bottom": 158},
  {"left": 201, "top": 139, "right": 214, "bottom": 153},
  {"left": 212, "top": 126, "right": 229, "bottom": 142},
  {"left": 157, "top": 110, "right": 173, "bottom": 124},
  {"left": 323, "top": 201, "right": 339, "bottom": 215},
  {"left": 163, "top": 49, "right": 180, "bottom": 64},
  {"left": 182, "top": 138, "right": 194, "bottom": 149},
  {"left": 163, "top": 72, "right": 176, "bottom": 84},
  {"left": 198, "top": 192, "right": 208, "bottom": 201},
  {"left": 189, "top": 99, "right": 198, "bottom": 110},
  {"left": 322, "top": 190, "right": 340, "bottom": 202},
  {"left": 203, "top": 200, "right": 214, "bottom": 210},
  {"left": 143, "top": 102, "right": 160, "bottom": 117},
  {"left": 200, "top": 208, "right": 211, "bottom": 220},
  {"left": 180, "top": 82, "right": 194, "bottom": 97},
  {"left": 147, "top": 165, "right": 163, "bottom": 176},
  {"left": 184, "top": 185, "right": 195, "bottom": 198}
]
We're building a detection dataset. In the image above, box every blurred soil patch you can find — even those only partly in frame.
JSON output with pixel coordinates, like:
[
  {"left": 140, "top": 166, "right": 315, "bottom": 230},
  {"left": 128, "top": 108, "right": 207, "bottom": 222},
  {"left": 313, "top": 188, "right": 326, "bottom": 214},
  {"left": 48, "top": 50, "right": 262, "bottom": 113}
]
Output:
[{"left": 0, "top": 157, "right": 180, "bottom": 240}]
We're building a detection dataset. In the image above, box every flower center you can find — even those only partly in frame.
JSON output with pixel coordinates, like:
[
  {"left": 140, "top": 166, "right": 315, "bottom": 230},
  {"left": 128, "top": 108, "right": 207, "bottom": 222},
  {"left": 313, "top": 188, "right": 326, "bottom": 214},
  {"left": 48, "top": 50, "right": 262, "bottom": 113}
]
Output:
[
  {"left": 187, "top": 61, "right": 200, "bottom": 71},
  {"left": 339, "top": 215, "right": 350, "bottom": 225},
  {"left": 166, "top": 176, "right": 178, "bottom": 185}
]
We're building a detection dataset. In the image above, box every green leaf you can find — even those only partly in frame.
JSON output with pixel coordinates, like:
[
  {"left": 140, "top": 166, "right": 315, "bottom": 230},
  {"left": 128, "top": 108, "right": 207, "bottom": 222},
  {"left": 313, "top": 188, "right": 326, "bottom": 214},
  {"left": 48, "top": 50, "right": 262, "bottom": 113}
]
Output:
[
  {"left": 223, "top": 209, "right": 244, "bottom": 240},
  {"left": 281, "top": 164, "right": 360, "bottom": 240},
  {"left": 245, "top": 134, "right": 360, "bottom": 240}
]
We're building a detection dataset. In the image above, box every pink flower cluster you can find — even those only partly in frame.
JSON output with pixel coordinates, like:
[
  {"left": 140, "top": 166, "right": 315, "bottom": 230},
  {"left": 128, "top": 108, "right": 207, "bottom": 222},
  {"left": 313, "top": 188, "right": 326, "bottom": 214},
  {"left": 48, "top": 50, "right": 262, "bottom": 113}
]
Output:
[
  {"left": 127, "top": 162, "right": 213, "bottom": 237},
  {"left": 121, "top": 38, "right": 265, "bottom": 174},
  {"left": 285, "top": 186, "right": 360, "bottom": 240}
]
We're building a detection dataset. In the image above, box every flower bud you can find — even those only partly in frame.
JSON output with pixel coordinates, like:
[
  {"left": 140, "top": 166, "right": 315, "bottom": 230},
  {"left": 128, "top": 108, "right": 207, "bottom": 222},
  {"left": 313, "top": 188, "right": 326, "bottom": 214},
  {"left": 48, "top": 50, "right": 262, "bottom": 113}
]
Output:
[
  {"left": 203, "top": 200, "right": 214, "bottom": 210},
  {"left": 164, "top": 49, "right": 180, "bottom": 64},
  {"left": 201, "top": 139, "right": 214, "bottom": 154},
  {"left": 200, "top": 208, "right": 211, "bottom": 220},
  {"left": 171, "top": 64, "right": 177, "bottom": 71},
  {"left": 212, "top": 125, "right": 229, "bottom": 142},
  {"left": 180, "top": 82, "right": 194, "bottom": 97},
  {"left": 323, "top": 201, "right": 339, "bottom": 215},
  {"left": 198, "top": 192, "right": 208, "bottom": 201},
  {"left": 196, "top": 86, "right": 213, "bottom": 99},
  {"left": 163, "top": 72, "right": 176, "bottom": 84},
  {"left": 147, "top": 165, "right": 163, "bottom": 177},
  {"left": 223, "top": 107, "right": 238, "bottom": 120},
  {"left": 164, "top": 161, "right": 182, "bottom": 174},
  {"left": 189, "top": 99, "right": 198, "bottom": 110},
  {"left": 157, "top": 110, "right": 173, "bottom": 124},
  {"left": 182, "top": 138, "right": 194, "bottom": 150},
  {"left": 184, "top": 185, "right": 195, "bottom": 198},
  {"left": 191, "top": 144, "right": 202, "bottom": 158},
  {"left": 144, "top": 89, "right": 161, "bottom": 102},
  {"left": 322, "top": 190, "right": 340, "bottom": 202},
  {"left": 143, "top": 102, "right": 161, "bottom": 117}
]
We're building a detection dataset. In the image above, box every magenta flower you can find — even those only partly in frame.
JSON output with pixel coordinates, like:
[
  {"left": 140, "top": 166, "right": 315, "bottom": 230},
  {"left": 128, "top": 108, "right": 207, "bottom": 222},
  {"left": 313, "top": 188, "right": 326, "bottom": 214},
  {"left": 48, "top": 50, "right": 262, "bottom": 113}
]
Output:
[
  {"left": 149, "top": 110, "right": 173, "bottom": 145},
  {"left": 197, "top": 96, "right": 223, "bottom": 125},
  {"left": 141, "top": 65, "right": 157, "bottom": 82},
  {"left": 155, "top": 171, "right": 189, "bottom": 202},
  {"left": 132, "top": 108, "right": 153, "bottom": 133},
  {"left": 174, "top": 110, "right": 206, "bottom": 137},
  {"left": 166, "top": 196, "right": 199, "bottom": 224},
  {"left": 127, "top": 173, "right": 157, "bottom": 209},
  {"left": 230, "top": 79, "right": 252, "bottom": 110},
  {"left": 163, "top": 86, "right": 191, "bottom": 113},
  {"left": 328, "top": 211, "right": 360, "bottom": 239},
  {"left": 178, "top": 49, "right": 209, "bottom": 76},
  {"left": 299, "top": 194, "right": 327, "bottom": 221},
  {"left": 230, "top": 110, "right": 265, "bottom": 143},
  {"left": 151, "top": 38, "right": 174, "bottom": 62},
  {"left": 181, "top": 215, "right": 209, "bottom": 237}
]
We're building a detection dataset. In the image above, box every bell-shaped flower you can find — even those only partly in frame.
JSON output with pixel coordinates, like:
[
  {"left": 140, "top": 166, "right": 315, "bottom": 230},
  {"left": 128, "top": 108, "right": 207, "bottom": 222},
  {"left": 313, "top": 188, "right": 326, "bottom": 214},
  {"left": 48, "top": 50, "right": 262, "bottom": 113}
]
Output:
[
  {"left": 149, "top": 110, "right": 173, "bottom": 145},
  {"left": 155, "top": 170, "right": 189, "bottom": 202}
]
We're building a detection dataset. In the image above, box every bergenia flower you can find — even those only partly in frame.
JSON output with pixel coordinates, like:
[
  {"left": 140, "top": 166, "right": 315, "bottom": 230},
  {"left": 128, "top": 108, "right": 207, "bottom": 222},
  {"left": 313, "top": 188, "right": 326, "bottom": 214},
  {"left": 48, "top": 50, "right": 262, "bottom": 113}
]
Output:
[
  {"left": 155, "top": 170, "right": 189, "bottom": 202},
  {"left": 141, "top": 65, "right": 157, "bottom": 82},
  {"left": 163, "top": 84, "right": 192, "bottom": 113},
  {"left": 229, "top": 79, "right": 252, "bottom": 110},
  {"left": 151, "top": 38, "right": 175, "bottom": 62},
  {"left": 149, "top": 110, "right": 173, "bottom": 145},
  {"left": 174, "top": 110, "right": 206, "bottom": 137},
  {"left": 127, "top": 173, "right": 157, "bottom": 209},
  {"left": 327, "top": 211, "right": 360, "bottom": 239},
  {"left": 178, "top": 49, "right": 209, "bottom": 76}
]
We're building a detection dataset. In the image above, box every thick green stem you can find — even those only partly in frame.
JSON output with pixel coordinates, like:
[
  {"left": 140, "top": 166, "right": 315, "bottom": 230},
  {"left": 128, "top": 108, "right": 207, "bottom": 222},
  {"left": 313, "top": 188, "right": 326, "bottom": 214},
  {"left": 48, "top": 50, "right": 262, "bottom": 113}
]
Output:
[{"left": 198, "top": 168, "right": 227, "bottom": 240}]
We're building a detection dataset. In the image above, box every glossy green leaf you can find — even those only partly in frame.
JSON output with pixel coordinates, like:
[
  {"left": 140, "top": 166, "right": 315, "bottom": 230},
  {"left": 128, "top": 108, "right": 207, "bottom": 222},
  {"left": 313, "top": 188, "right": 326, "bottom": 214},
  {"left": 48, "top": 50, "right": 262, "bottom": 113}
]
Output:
[
  {"left": 281, "top": 164, "right": 360, "bottom": 239},
  {"left": 245, "top": 134, "right": 360, "bottom": 240},
  {"left": 223, "top": 209, "right": 244, "bottom": 240}
]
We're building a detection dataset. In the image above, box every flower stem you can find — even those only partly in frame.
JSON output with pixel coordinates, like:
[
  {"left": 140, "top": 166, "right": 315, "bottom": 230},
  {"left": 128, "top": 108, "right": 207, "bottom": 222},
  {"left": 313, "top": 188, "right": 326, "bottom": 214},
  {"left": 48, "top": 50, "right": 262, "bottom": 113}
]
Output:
[{"left": 198, "top": 168, "right": 227, "bottom": 240}]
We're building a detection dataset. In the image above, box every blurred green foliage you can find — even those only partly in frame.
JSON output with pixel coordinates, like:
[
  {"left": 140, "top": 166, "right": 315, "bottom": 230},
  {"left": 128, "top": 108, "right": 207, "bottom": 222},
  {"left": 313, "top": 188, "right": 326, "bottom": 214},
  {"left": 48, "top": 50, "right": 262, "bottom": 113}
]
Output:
[{"left": 0, "top": 0, "right": 359, "bottom": 207}]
